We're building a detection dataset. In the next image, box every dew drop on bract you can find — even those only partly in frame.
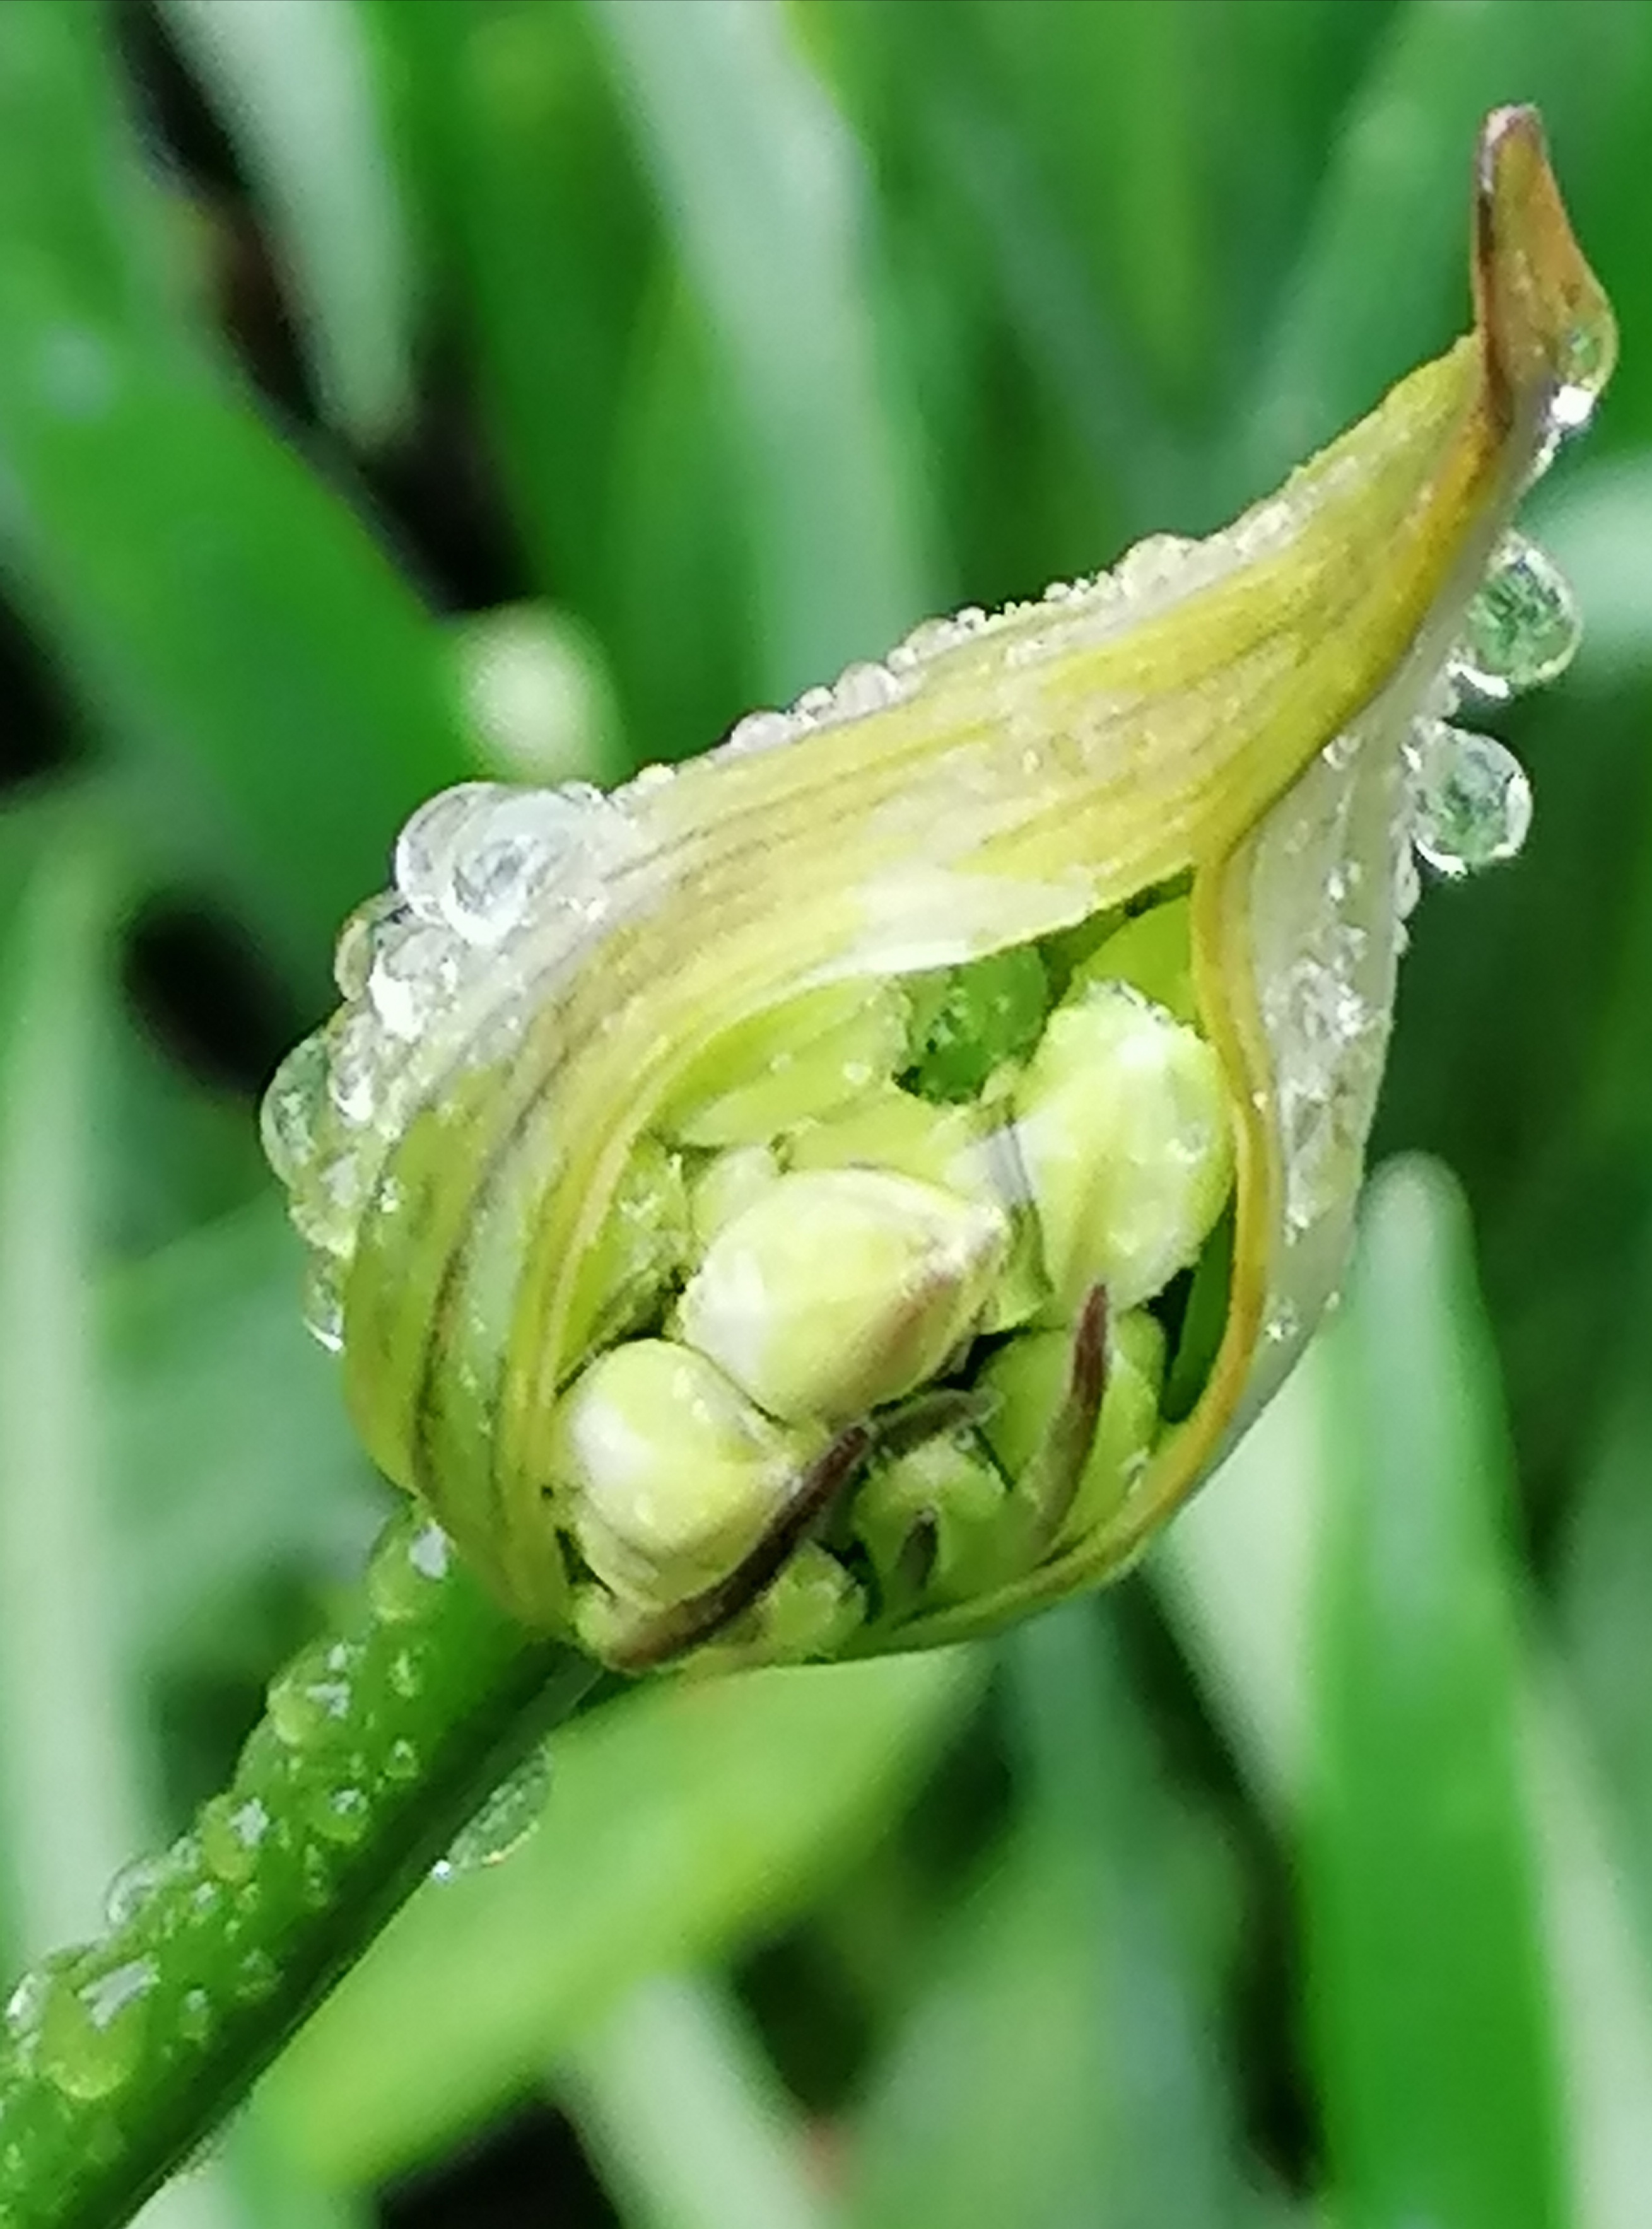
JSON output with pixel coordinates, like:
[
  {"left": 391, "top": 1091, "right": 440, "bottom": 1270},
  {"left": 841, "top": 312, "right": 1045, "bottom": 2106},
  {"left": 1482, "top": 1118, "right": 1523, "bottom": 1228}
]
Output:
[
  {"left": 432, "top": 1743, "right": 553, "bottom": 1883},
  {"left": 259, "top": 1034, "right": 330, "bottom": 1187},
  {"left": 720, "top": 708, "right": 794, "bottom": 758},
  {"left": 301, "top": 1251, "right": 346, "bottom": 1354},
  {"left": 1451, "top": 534, "right": 1579, "bottom": 700},
  {"left": 333, "top": 892, "right": 406, "bottom": 1000},
  {"left": 1409, "top": 724, "right": 1533, "bottom": 879},
  {"left": 394, "top": 783, "right": 505, "bottom": 923},
  {"left": 368, "top": 918, "right": 462, "bottom": 1038}
]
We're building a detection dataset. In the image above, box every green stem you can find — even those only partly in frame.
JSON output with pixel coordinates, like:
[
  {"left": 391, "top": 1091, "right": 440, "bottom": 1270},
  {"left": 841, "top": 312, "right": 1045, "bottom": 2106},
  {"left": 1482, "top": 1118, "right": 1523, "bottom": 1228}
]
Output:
[{"left": 0, "top": 1510, "right": 606, "bottom": 2229}]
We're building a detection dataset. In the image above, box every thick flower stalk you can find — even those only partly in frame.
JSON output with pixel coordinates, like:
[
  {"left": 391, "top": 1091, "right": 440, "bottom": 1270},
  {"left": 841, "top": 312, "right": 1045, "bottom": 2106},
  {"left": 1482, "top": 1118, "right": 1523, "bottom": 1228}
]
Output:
[{"left": 0, "top": 108, "right": 1614, "bottom": 2229}]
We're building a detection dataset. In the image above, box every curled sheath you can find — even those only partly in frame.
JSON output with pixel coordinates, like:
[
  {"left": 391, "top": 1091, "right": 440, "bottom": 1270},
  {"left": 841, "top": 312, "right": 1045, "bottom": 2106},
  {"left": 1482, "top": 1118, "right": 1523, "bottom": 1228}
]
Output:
[{"left": 257, "top": 107, "right": 1614, "bottom": 1660}]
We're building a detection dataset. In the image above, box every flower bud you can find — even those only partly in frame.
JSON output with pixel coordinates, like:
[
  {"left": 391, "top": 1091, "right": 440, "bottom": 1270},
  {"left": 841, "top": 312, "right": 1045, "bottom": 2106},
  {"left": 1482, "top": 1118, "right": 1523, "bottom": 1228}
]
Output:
[
  {"left": 1014, "top": 983, "right": 1233, "bottom": 1316},
  {"left": 563, "top": 1135, "right": 689, "bottom": 1362},
  {"left": 663, "top": 981, "right": 910, "bottom": 1148},
  {"left": 687, "top": 1144, "right": 781, "bottom": 1249},
  {"left": 978, "top": 1308, "right": 1166, "bottom": 1547},
  {"left": 548, "top": 1340, "right": 825, "bottom": 1608},
  {"left": 783, "top": 1088, "right": 1048, "bottom": 1323},
  {"left": 676, "top": 1167, "right": 1009, "bottom": 1424},
  {"left": 854, "top": 1429, "right": 1011, "bottom": 1610},
  {"left": 1067, "top": 896, "right": 1196, "bottom": 1022}
]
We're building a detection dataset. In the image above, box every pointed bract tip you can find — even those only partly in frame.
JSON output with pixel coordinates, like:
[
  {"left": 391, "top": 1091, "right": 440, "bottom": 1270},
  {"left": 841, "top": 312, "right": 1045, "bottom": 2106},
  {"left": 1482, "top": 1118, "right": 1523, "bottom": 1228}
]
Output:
[{"left": 1473, "top": 103, "right": 1616, "bottom": 434}]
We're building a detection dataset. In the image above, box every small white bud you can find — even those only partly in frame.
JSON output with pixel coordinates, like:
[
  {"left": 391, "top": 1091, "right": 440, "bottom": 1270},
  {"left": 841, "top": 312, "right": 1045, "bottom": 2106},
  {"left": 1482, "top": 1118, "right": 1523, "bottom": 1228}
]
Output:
[
  {"left": 549, "top": 1340, "right": 824, "bottom": 1608},
  {"left": 1014, "top": 982, "right": 1233, "bottom": 1314},
  {"left": 677, "top": 1167, "right": 1009, "bottom": 1424}
]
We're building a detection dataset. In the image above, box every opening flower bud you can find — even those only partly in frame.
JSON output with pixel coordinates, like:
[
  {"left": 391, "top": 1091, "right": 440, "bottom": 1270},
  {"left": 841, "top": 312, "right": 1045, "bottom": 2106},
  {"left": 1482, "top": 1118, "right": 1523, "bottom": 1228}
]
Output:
[
  {"left": 548, "top": 1340, "right": 825, "bottom": 1608},
  {"left": 280, "top": 110, "right": 1613, "bottom": 1659},
  {"left": 676, "top": 1167, "right": 1009, "bottom": 1424},
  {"left": 1014, "top": 983, "right": 1234, "bottom": 1316},
  {"left": 979, "top": 1308, "right": 1167, "bottom": 1548}
]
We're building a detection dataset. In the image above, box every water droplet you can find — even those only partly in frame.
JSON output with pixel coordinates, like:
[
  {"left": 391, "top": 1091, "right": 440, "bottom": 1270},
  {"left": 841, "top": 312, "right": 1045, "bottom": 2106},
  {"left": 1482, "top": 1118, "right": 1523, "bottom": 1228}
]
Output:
[
  {"left": 177, "top": 1989, "right": 213, "bottom": 2048},
  {"left": 301, "top": 1251, "right": 346, "bottom": 1354},
  {"left": 384, "top": 1736, "right": 421, "bottom": 1783},
  {"left": 367, "top": 1514, "right": 452, "bottom": 1624},
  {"left": 445, "top": 787, "right": 619, "bottom": 945},
  {"left": 39, "top": 1957, "right": 157, "bottom": 2100},
  {"left": 268, "top": 1640, "right": 360, "bottom": 1749},
  {"left": 308, "top": 1784, "right": 372, "bottom": 1849},
  {"left": 232, "top": 1951, "right": 278, "bottom": 2006},
  {"left": 103, "top": 1854, "right": 173, "bottom": 1932},
  {"left": 432, "top": 1746, "right": 552, "bottom": 1883},
  {"left": 368, "top": 918, "right": 463, "bottom": 1038},
  {"left": 1115, "top": 534, "right": 1195, "bottom": 599},
  {"left": 387, "top": 1646, "right": 425, "bottom": 1700},
  {"left": 288, "top": 1139, "right": 377, "bottom": 1260},
  {"left": 327, "top": 1009, "right": 389, "bottom": 1126},
  {"left": 1409, "top": 723, "right": 1532, "bottom": 879},
  {"left": 1552, "top": 319, "right": 1614, "bottom": 435},
  {"left": 792, "top": 684, "right": 834, "bottom": 722},
  {"left": 332, "top": 892, "right": 405, "bottom": 999},
  {"left": 1452, "top": 534, "right": 1579, "bottom": 700},
  {"left": 5, "top": 1970, "right": 47, "bottom": 2050},
  {"left": 259, "top": 1034, "right": 331, "bottom": 1186},
  {"left": 394, "top": 783, "right": 505, "bottom": 921},
  {"left": 829, "top": 660, "right": 903, "bottom": 718},
  {"left": 896, "top": 615, "right": 964, "bottom": 664},
  {"left": 199, "top": 1794, "right": 271, "bottom": 1886},
  {"left": 720, "top": 708, "right": 794, "bottom": 758}
]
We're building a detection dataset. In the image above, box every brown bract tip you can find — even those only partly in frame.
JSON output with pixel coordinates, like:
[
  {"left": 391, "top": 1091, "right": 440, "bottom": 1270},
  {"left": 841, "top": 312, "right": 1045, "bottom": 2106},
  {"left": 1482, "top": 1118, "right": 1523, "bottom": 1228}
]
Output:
[{"left": 1473, "top": 103, "right": 1617, "bottom": 435}]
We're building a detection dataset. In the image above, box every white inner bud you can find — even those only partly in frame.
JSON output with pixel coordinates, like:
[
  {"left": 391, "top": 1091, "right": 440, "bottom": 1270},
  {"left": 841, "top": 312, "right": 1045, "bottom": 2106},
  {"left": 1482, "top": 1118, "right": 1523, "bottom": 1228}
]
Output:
[
  {"left": 549, "top": 1340, "right": 823, "bottom": 1608},
  {"left": 1013, "top": 982, "right": 1234, "bottom": 1316},
  {"left": 676, "top": 1166, "right": 1009, "bottom": 1424}
]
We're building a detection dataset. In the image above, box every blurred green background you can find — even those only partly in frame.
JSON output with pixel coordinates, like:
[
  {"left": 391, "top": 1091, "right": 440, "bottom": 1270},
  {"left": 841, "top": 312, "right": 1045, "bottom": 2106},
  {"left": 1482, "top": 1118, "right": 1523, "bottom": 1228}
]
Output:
[{"left": 2, "top": 1, "right": 1651, "bottom": 2224}]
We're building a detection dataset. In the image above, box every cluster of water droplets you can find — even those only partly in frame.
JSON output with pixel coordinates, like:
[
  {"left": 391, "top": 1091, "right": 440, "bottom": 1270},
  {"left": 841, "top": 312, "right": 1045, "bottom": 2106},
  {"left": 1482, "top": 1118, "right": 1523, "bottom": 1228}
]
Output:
[
  {"left": 1390, "top": 529, "right": 1579, "bottom": 885},
  {"left": 261, "top": 780, "right": 644, "bottom": 1349},
  {"left": 0, "top": 1509, "right": 553, "bottom": 2187},
  {"left": 711, "top": 547, "right": 1220, "bottom": 763}
]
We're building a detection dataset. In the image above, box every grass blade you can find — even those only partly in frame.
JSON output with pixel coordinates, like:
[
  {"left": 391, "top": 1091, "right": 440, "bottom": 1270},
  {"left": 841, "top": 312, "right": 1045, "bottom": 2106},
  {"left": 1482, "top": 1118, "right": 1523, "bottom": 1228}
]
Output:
[
  {"left": 264, "top": 1652, "right": 979, "bottom": 2189},
  {"left": 1310, "top": 1161, "right": 1564, "bottom": 2228},
  {"left": 591, "top": 0, "right": 930, "bottom": 698},
  {"left": 564, "top": 1974, "right": 835, "bottom": 2229},
  {"left": 158, "top": 0, "right": 418, "bottom": 447},
  {"left": 850, "top": 1602, "right": 1251, "bottom": 2229}
]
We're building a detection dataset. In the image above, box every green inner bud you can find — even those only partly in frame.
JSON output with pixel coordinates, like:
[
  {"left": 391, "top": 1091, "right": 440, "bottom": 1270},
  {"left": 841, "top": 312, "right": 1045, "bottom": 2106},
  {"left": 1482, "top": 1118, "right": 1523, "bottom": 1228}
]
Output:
[
  {"left": 978, "top": 1308, "right": 1168, "bottom": 1550},
  {"left": 564, "top": 1135, "right": 689, "bottom": 1363},
  {"left": 1012, "top": 980, "right": 1234, "bottom": 1317},
  {"left": 903, "top": 945, "right": 1050, "bottom": 1102},
  {"left": 662, "top": 980, "right": 911, "bottom": 1147},
  {"left": 1067, "top": 896, "right": 1197, "bottom": 1022},
  {"left": 676, "top": 1166, "right": 1010, "bottom": 1424},
  {"left": 548, "top": 1339, "right": 825, "bottom": 1608},
  {"left": 687, "top": 1144, "right": 781, "bottom": 1249},
  {"left": 854, "top": 1429, "right": 1010, "bottom": 1612},
  {"left": 540, "top": 887, "right": 1239, "bottom": 1657}
]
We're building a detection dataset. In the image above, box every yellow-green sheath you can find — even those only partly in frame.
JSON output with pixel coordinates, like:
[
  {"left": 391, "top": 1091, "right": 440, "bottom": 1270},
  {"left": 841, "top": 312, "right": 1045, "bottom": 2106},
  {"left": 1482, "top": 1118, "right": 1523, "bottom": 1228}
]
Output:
[{"left": 343, "top": 107, "right": 1613, "bottom": 1641}]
